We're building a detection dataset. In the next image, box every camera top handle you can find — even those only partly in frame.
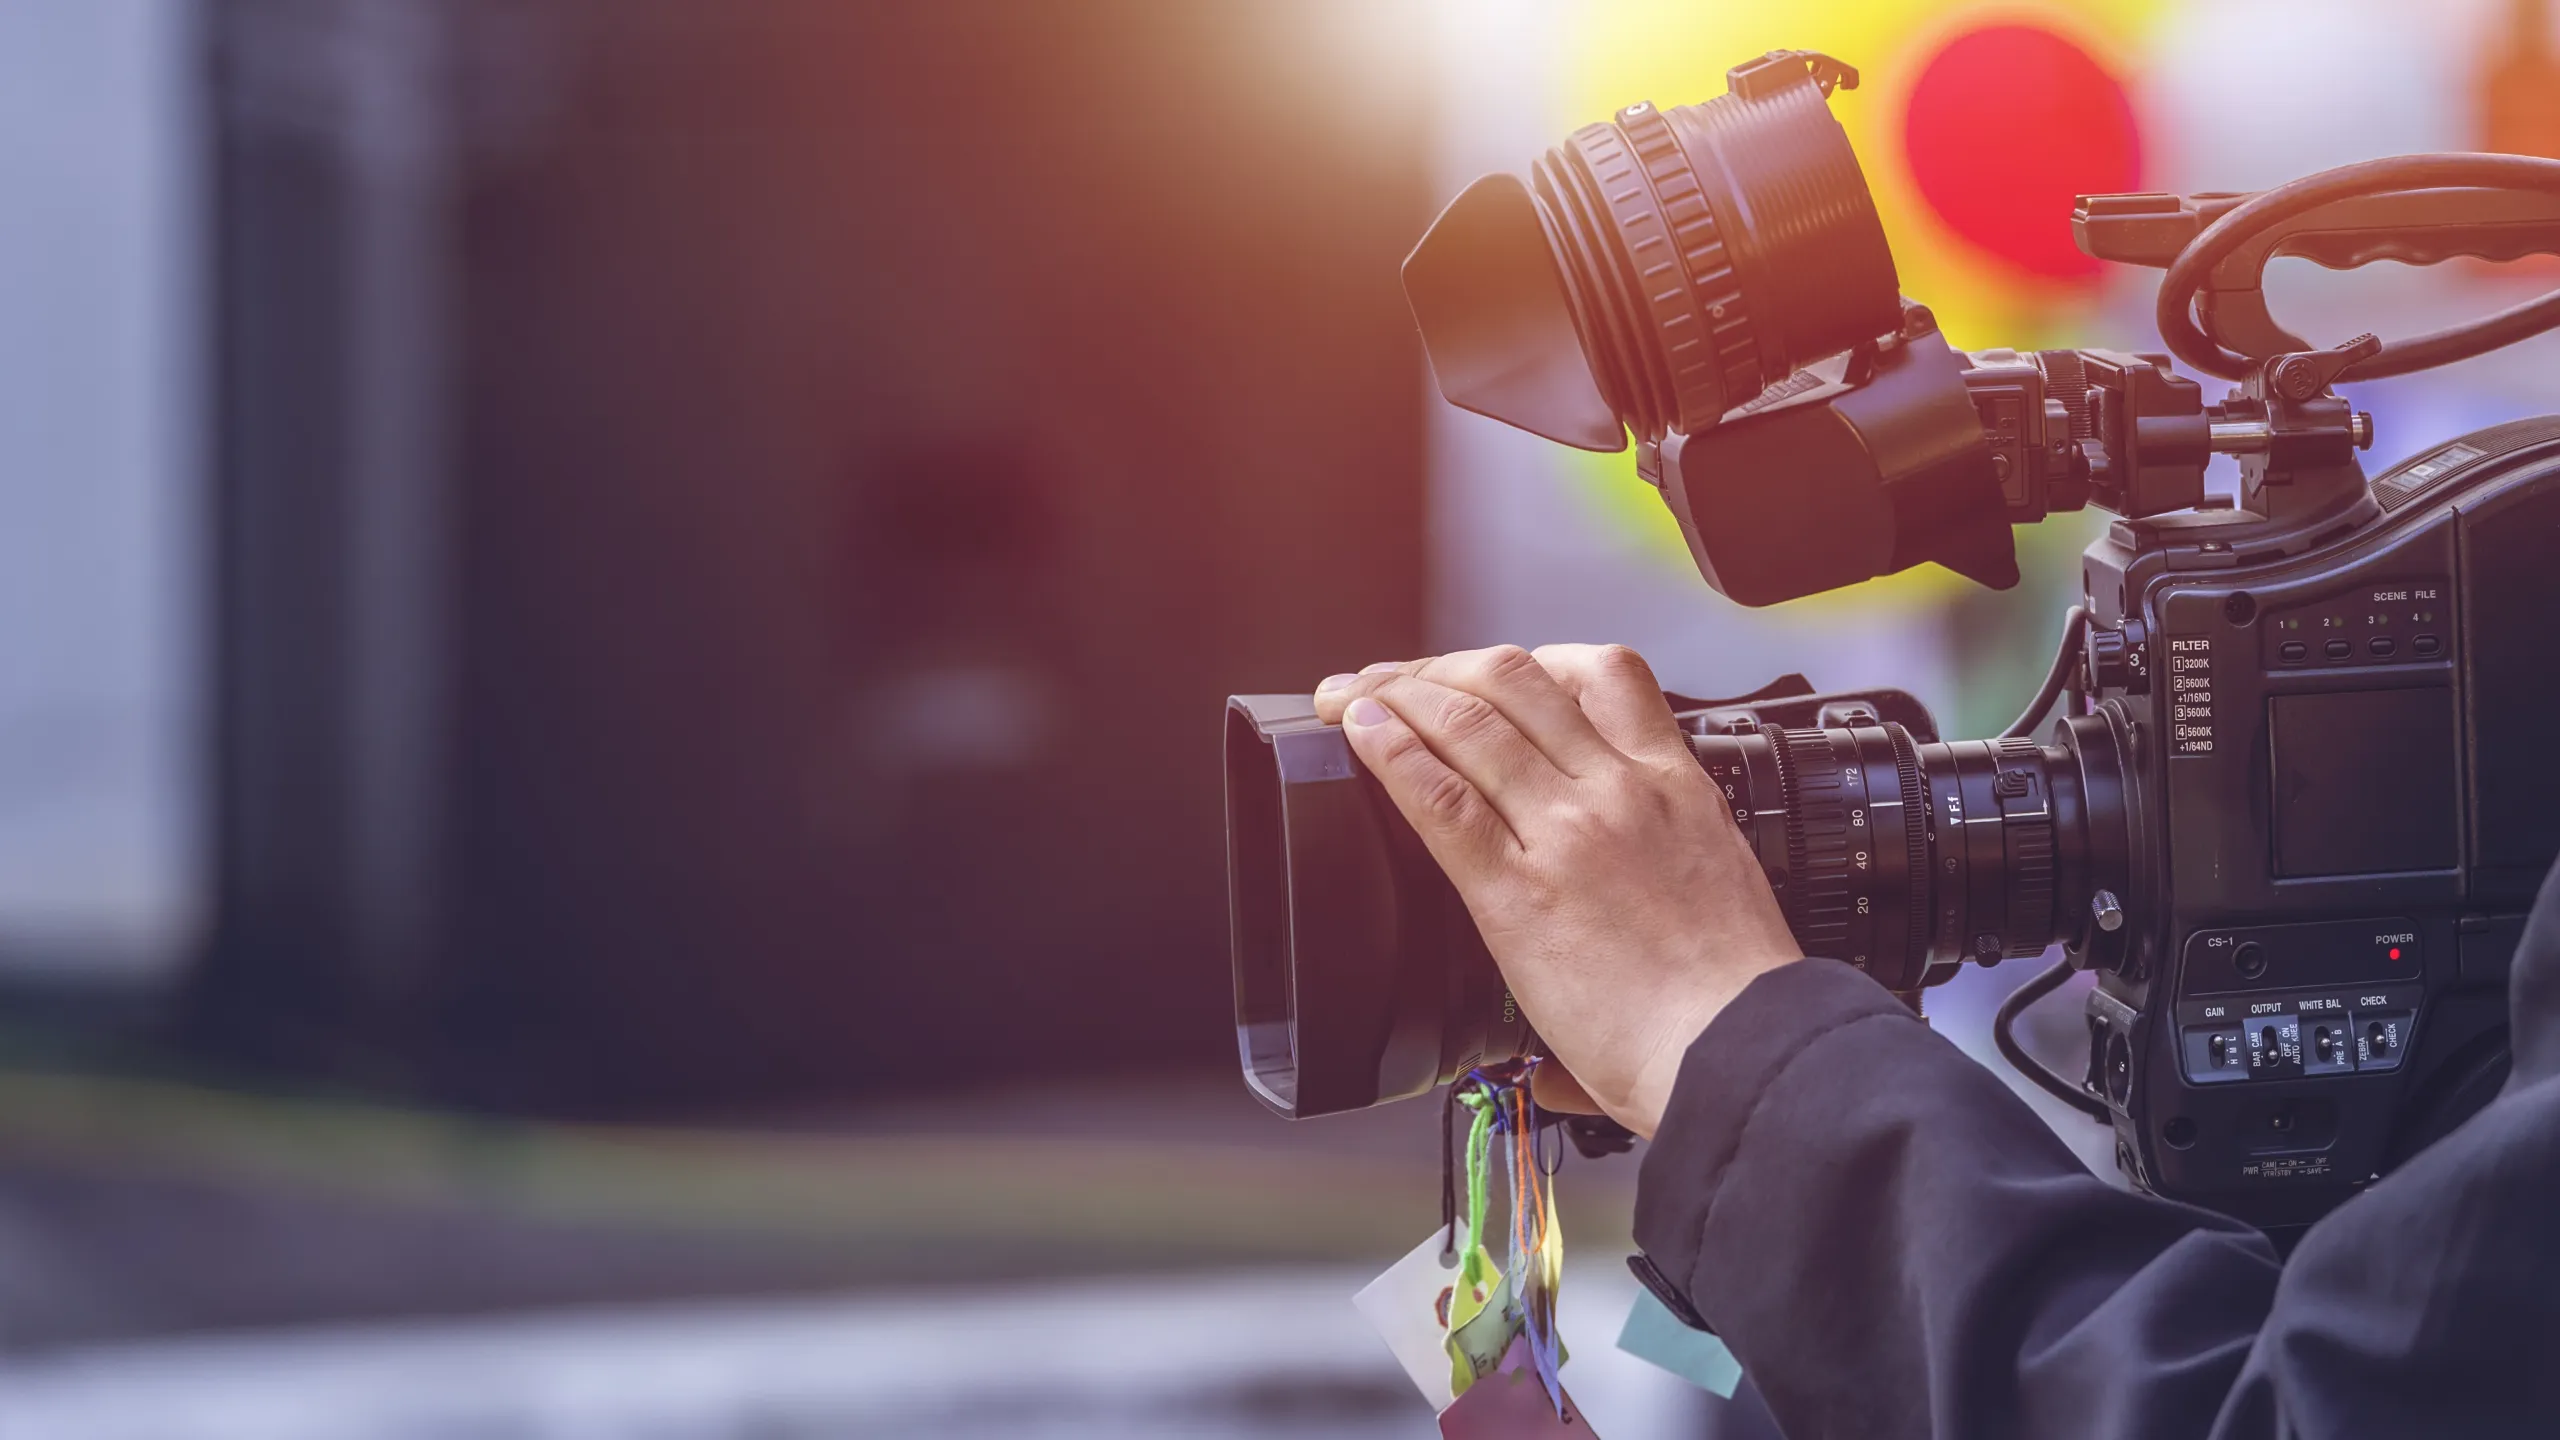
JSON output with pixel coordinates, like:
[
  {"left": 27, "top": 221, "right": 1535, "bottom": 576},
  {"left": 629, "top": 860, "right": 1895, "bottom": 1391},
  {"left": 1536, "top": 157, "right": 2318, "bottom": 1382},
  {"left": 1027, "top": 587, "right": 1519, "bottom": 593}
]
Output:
[{"left": 2078, "top": 154, "right": 2560, "bottom": 381}]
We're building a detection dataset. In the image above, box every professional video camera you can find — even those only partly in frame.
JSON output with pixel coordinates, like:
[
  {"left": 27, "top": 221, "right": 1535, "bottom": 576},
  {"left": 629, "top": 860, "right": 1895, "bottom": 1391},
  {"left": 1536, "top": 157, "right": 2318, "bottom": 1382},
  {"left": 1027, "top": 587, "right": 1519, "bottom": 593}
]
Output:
[{"left": 1224, "top": 50, "right": 2560, "bottom": 1231}]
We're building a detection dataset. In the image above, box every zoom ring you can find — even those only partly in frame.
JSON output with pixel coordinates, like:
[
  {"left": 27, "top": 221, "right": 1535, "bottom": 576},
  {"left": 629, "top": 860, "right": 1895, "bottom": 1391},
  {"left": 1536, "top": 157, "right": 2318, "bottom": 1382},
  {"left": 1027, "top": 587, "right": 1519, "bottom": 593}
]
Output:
[{"left": 1775, "top": 728, "right": 1855, "bottom": 963}]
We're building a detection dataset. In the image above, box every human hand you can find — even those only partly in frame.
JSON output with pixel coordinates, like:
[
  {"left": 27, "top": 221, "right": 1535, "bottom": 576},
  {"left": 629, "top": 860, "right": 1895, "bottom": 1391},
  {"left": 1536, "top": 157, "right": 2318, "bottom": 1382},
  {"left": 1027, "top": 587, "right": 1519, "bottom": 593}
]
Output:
[{"left": 1310, "top": 645, "right": 1800, "bottom": 1137}]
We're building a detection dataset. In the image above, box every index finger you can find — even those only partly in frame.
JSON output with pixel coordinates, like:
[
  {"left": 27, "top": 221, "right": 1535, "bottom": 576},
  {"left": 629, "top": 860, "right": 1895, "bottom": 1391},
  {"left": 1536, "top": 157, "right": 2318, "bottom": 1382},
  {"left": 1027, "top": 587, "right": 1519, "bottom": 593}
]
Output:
[
  {"left": 1321, "top": 647, "right": 1616, "bottom": 776},
  {"left": 1337, "top": 695, "right": 1518, "bottom": 878},
  {"left": 1312, "top": 657, "right": 1434, "bottom": 725}
]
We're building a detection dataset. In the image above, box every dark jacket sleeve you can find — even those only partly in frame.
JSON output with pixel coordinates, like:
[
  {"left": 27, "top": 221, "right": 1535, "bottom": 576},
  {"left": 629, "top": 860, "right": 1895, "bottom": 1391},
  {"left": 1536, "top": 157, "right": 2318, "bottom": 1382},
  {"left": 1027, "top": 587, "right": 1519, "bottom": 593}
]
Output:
[{"left": 1635, "top": 862, "right": 2560, "bottom": 1439}]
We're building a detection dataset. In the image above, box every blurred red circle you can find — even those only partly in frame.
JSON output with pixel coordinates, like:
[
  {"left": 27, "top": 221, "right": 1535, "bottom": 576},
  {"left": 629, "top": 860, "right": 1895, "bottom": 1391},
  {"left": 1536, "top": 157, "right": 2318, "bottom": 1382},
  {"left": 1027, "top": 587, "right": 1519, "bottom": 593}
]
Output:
[{"left": 1903, "top": 23, "right": 2141, "bottom": 281}]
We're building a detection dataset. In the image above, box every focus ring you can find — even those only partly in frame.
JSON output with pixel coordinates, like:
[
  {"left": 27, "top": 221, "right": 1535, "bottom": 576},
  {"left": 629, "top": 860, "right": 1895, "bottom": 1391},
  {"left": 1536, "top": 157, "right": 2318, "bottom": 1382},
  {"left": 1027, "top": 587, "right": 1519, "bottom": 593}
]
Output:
[
  {"left": 1775, "top": 728, "right": 1854, "bottom": 962},
  {"left": 1889, "top": 726, "right": 1931, "bottom": 972},
  {"left": 1612, "top": 101, "right": 1748, "bottom": 432}
]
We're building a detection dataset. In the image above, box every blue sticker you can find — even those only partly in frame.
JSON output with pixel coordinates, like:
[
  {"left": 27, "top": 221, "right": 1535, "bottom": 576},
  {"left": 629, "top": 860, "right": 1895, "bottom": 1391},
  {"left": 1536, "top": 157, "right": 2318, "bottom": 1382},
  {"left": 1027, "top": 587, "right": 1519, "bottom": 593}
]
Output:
[{"left": 1615, "top": 1288, "right": 1741, "bottom": 1399}]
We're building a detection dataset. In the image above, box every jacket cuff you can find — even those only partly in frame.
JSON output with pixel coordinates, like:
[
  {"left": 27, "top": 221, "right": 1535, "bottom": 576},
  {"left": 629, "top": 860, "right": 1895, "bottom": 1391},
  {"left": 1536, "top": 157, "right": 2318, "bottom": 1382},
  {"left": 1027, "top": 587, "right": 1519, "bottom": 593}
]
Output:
[{"left": 1632, "top": 959, "right": 1918, "bottom": 1324}]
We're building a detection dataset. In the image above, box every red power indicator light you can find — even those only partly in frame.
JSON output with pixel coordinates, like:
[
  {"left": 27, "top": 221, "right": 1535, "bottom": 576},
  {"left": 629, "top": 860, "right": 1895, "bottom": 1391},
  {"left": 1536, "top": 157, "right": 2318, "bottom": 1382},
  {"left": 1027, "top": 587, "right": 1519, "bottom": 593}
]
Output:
[{"left": 2389, "top": 947, "right": 2404, "bottom": 961}]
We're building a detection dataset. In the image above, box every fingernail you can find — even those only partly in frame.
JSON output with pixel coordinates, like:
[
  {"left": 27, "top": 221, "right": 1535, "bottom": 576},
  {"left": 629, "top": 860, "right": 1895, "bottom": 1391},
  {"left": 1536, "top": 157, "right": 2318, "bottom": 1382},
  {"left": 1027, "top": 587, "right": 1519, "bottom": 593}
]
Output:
[
  {"left": 1345, "top": 697, "right": 1390, "bottom": 727},
  {"left": 1316, "top": 673, "right": 1357, "bottom": 693},
  {"left": 1361, "top": 661, "right": 1400, "bottom": 674}
]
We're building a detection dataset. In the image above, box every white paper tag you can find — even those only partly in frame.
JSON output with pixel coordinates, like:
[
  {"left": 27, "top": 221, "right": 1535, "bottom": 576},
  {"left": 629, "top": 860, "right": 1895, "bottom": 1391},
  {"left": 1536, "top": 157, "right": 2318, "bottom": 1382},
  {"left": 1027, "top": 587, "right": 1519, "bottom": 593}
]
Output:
[{"left": 1354, "top": 1230, "right": 1466, "bottom": 1410}]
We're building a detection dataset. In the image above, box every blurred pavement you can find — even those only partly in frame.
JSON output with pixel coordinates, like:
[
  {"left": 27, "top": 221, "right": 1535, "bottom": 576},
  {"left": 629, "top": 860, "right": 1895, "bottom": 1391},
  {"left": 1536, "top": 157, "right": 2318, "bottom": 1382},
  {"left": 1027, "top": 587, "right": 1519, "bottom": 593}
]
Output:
[{"left": 0, "top": 1265, "right": 1699, "bottom": 1439}]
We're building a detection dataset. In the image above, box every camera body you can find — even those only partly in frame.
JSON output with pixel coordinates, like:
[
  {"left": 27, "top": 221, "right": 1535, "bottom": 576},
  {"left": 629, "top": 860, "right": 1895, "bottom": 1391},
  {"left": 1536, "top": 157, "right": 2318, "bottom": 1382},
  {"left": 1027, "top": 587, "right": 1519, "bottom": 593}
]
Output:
[
  {"left": 1649, "top": 419, "right": 2560, "bottom": 1228},
  {"left": 2075, "top": 424, "right": 2557, "bottom": 1224},
  {"left": 1222, "top": 50, "right": 2560, "bottom": 1233}
]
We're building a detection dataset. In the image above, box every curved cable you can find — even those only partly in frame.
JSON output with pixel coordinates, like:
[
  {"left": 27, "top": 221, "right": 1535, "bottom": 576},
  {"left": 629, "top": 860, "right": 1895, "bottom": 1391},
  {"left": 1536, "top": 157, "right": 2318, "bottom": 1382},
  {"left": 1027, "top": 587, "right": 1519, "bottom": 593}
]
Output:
[
  {"left": 2157, "top": 153, "right": 2560, "bottom": 380},
  {"left": 2001, "top": 605, "right": 2089, "bottom": 740},
  {"left": 1995, "top": 956, "right": 2111, "bottom": 1122}
]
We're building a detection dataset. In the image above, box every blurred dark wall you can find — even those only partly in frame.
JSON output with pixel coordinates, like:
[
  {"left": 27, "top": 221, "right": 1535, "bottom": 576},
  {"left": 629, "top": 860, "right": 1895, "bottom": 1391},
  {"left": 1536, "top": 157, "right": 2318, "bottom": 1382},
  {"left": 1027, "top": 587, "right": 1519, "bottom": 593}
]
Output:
[{"left": 201, "top": 0, "right": 1433, "bottom": 1111}]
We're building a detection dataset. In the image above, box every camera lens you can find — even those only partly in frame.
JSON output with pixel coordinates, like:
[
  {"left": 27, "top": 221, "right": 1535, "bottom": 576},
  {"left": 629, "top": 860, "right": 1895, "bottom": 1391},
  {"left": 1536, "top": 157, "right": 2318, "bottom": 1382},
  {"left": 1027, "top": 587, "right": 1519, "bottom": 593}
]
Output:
[
  {"left": 1225, "top": 692, "right": 2130, "bottom": 1117},
  {"left": 1690, "top": 717, "right": 2129, "bottom": 991},
  {"left": 1402, "top": 50, "right": 1901, "bottom": 450}
]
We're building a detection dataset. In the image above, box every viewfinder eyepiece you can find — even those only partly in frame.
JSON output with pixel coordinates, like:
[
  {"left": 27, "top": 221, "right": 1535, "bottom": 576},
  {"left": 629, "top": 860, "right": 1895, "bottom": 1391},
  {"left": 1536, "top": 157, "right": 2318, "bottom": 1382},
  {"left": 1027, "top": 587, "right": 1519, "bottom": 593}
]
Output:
[{"left": 1403, "top": 50, "right": 1901, "bottom": 450}]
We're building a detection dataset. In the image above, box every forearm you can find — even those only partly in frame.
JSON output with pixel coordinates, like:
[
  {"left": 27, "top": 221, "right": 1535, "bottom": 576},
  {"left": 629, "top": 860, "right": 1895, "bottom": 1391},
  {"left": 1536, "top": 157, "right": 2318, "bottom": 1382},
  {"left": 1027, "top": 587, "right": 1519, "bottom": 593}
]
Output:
[{"left": 1633, "top": 960, "right": 2282, "bottom": 1439}]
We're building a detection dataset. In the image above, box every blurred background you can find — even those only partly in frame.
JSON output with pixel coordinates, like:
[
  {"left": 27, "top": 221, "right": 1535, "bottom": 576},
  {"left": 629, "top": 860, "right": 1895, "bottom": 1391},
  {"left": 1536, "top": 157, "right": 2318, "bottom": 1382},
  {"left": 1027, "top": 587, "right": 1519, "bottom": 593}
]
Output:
[{"left": 6, "top": 0, "right": 2560, "bottom": 1434}]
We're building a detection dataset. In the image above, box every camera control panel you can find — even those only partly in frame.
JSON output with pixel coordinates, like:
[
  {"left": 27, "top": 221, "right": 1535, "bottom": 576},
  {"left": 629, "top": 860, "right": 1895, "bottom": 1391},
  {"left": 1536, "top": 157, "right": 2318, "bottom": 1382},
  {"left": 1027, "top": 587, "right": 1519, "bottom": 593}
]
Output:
[
  {"left": 2258, "top": 576, "right": 2453, "bottom": 669},
  {"left": 2175, "top": 919, "right": 2422, "bottom": 1085}
]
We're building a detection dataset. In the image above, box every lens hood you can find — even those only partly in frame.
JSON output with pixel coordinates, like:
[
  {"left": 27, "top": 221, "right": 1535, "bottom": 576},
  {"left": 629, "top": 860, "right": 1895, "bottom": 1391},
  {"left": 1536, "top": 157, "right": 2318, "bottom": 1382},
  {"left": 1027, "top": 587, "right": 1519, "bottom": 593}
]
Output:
[{"left": 1224, "top": 694, "right": 1529, "bottom": 1118}]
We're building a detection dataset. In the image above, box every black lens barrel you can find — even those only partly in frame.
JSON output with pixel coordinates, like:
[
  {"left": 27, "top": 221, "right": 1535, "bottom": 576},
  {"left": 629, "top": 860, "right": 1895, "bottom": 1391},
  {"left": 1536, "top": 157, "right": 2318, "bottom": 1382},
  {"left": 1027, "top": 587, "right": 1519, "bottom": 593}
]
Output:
[
  {"left": 1229, "top": 692, "right": 2128, "bottom": 1116},
  {"left": 1693, "top": 719, "right": 2126, "bottom": 992},
  {"left": 1677, "top": 56, "right": 1902, "bottom": 383}
]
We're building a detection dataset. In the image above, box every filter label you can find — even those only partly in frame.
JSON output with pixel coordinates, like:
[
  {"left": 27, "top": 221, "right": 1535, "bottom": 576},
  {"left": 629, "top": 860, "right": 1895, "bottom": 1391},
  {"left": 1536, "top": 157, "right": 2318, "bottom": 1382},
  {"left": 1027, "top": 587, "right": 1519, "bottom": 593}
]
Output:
[{"left": 2168, "top": 635, "right": 2216, "bottom": 755}]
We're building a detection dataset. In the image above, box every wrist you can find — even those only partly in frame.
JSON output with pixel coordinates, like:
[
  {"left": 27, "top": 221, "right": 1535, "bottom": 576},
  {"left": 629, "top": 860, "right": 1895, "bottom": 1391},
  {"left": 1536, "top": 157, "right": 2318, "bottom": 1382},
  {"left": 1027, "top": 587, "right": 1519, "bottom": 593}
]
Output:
[{"left": 1620, "top": 954, "right": 1800, "bottom": 1137}]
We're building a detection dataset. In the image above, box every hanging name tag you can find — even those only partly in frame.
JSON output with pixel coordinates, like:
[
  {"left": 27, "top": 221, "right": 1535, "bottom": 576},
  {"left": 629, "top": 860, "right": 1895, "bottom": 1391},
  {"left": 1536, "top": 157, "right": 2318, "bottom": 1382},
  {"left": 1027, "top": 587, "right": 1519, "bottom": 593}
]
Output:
[
  {"left": 1448, "top": 1271, "right": 1520, "bottom": 1388},
  {"left": 1438, "top": 1329, "right": 1590, "bottom": 1438},
  {"left": 1361, "top": 1069, "right": 1598, "bottom": 1429},
  {"left": 1353, "top": 1231, "right": 1466, "bottom": 1410},
  {"left": 1615, "top": 1289, "right": 1741, "bottom": 1399}
]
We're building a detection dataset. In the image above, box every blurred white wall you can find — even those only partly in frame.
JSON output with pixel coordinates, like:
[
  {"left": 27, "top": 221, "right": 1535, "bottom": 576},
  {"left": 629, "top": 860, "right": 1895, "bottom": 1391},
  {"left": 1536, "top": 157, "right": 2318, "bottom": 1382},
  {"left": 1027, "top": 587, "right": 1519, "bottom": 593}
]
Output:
[
  {"left": 0, "top": 0, "right": 203, "bottom": 980},
  {"left": 2138, "top": 0, "right": 2560, "bottom": 456}
]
